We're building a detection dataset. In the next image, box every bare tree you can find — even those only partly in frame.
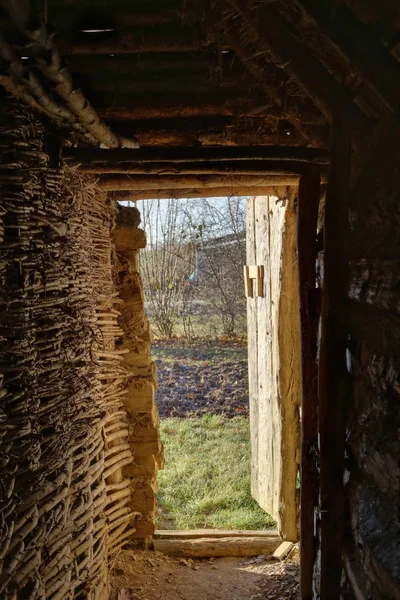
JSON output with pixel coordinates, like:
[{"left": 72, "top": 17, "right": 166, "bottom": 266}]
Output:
[
  {"left": 185, "top": 197, "right": 247, "bottom": 336},
  {"left": 136, "top": 196, "right": 247, "bottom": 338},
  {"left": 138, "top": 199, "right": 195, "bottom": 338}
]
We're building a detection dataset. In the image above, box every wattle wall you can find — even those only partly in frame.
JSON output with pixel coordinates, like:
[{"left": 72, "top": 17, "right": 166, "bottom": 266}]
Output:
[{"left": 0, "top": 100, "right": 161, "bottom": 599}]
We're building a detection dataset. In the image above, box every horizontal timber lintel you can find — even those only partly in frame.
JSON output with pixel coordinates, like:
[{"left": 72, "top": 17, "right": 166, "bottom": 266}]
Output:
[{"left": 64, "top": 146, "right": 330, "bottom": 165}]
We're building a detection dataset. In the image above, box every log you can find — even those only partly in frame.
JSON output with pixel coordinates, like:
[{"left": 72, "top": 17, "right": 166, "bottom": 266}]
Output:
[
  {"left": 96, "top": 100, "right": 266, "bottom": 120},
  {"left": 110, "top": 186, "right": 290, "bottom": 201},
  {"left": 154, "top": 529, "right": 279, "bottom": 540},
  {"left": 0, "top": 40, "right": 92, "bottom": 139},
  {"left": 65, "top": 52, "right": 237, "bottom": 77},
  {"left": 57, "top": 32, "right": 228, "bottom": 56},
  {"left": 297, "top": 167, "right": 321, "bottom": 600},
  {"left": 97, "top": 174, "right": 300, "bottom": 191},
  {"left": 102, "top": 127, "right": 307, "bottom": 149},
  {"left": 79, "top": 74, "right": 257, "bottom": 96},
  {"left": 96, "top": 101, "right": 325, "bottom": 121},
  {"left": 64, "top": 146, "right": 330, "bottom": 165},
  {"left": 318, "top": 112, "right": 351, "bottom": 599},
  {"left": 229, "top": 0, "right": 369, "bottom": 129},
  {"left": 153, "top": 535, "right": 281, "bottom": 558},
  {"left": 78, "top": 159, "right": 311, "bottom": 175}
]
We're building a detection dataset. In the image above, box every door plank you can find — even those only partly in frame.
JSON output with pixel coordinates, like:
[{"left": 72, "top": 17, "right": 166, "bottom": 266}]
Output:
[
  {"left": 248, "top": 194, "right": 300, "bottom": 541},
  {"left": 246, "top": 196, "right": 259, "bottom": 503}
]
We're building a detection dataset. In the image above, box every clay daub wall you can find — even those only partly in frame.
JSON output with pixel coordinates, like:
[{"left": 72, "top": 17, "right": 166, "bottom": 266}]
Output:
[{"left": 0, "top": 103, "right": 160, "bottom": 599}]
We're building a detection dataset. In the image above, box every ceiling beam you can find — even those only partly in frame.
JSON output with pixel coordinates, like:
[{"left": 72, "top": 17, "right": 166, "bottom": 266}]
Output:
[
  {"left": 97, "top": 174, "right": 300, "bottom": 190},
  {"left": 57, "top": 33, "right": 228, "bottom": 56},
  {"left": 96, "top": 102, "right": 264, "bottom": 120},
  {"left": 77, "top": 159, "right": 315, "bottom": 175},
  {"left": 112, "top": 186, "right": 292, "bottom": 200},
  {"left": 101, "top": 128, "right": 307, "bottom": 148},
  {"left": 64, "top": 146, "right": 330, "bottom": 164}
]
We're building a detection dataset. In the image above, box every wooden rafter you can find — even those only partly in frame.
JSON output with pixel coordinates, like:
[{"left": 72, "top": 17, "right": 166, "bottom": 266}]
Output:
[
  {"left": 223, "top": 27, "right": 321, "bottom": 145},
  {"left": 0, "top": 0, "right": 139, "bottom": 148},
  {"left": 57, "top": 34, "right": 228, "bottom": 57},
  {"left": 0, "top": 39, "right": 96, "bottom": 142},
  {"left": 228, "top": 0, "right": 370, "bottom": 130},
  {"left": 292, "top": 0, "right": 400, "bottom": 113}
]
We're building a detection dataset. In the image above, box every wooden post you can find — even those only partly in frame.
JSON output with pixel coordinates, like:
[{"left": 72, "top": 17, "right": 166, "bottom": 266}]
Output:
[
  {"left": 318, "top": 113, "right": 351, "bottom": 599},
  {"left": 297, "top": 167, "right": 321, "bottom": 599}
]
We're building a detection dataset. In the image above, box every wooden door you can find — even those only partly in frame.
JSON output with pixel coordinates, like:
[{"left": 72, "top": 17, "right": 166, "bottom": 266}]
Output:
[{"left": 246, "top": 194, "right": 301, "bottom": 541}]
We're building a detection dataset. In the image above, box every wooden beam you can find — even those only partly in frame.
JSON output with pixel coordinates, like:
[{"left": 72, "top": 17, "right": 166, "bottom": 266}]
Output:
[
  {"left": 112, "top": 186, "right": 291, "bottom": 201},
  {"left": 98, "top": 174, "right": 300, "bottom": 191},
  {"left": 153, "top": 535, "right": 281, "bottom": 558},
  {"left": 57, "top": 33, "right": 228, "bottom": 56},
  {"left": 154, "top": 529, "right": 279, "bottom": 539},
  {"left": 229, "top": 0, "right": 369, "bottom": 129},
  {"left": 0, "top": 2, "right": 138, "bottom": 149},
  {"left": 297, "top": 166, "right": 321, "bottom": 600},
  {"left": 294, "top": 0, "right": 400, "bottom": 113},
  {"left": 64, "top": 52, "right": 236, "bottom": 76},
  {"left": 77, "top": 159, "right": 311, "bottom": 175},
  {"left": 78, "top": 74, "right": 257, "bottom": 96},
  {"left": 96, "top": 101, "right": 326, "bottom": 122},
  {"left": 318, "top": 112, "right": 351, "bottom": 599},
  {"left": 96, "top": 101, "right": 263, "bottom": 120},
  {"left": 0, "top": 41, "right": 86, "bottom": 133},
  {"left": 106, "top": 128, "right": 306, "bottom": 148},
  {"left": 64, "top": 146, "right": 330, "bottom": 165},
  {"left": 91, "top": 88, "right": 275, "bottom": 117}
]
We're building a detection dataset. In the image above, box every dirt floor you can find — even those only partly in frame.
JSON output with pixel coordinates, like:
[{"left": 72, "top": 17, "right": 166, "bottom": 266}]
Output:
[
  {"left": 111, "top": 549, "right": 300, "bottom": 600},
  {"left": 153, "top": 339, "right": 249, "bottom": 418}
]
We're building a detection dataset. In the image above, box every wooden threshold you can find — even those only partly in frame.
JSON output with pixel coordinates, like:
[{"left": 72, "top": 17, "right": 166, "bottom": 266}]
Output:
[
  {"left": 153, "top": 529, "right": 281, "bottom": 558},
  {"left": 154, "top": 529, "right": 279, "bottom": 539}
]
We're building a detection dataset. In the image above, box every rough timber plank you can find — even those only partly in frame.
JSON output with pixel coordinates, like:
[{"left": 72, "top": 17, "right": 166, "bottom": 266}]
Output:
[
  {"left": 154, "top": 535, "right": 281, "bottom": 558},
  {"left": 246, "top": 196, "right": 259, "bottom": 533},
  {"left": 154, "top": 529, "right": 279, "bottom": 540},
  {"left": 272, "top": 541, "right": 295, "bottom": 561},
  {"left": 249, "top": 194, "right": 300, "bottom": 541}
]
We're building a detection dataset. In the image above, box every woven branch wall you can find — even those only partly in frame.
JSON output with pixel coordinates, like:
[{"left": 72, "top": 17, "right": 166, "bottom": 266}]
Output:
[{"left": 0, "top": 101, "right": 137, "bottom": 598}]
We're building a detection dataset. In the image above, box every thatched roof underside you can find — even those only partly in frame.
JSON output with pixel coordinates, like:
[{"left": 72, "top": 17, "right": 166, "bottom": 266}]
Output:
[{"left": 1, "top": 0, "right": 399, "bottom": 198}]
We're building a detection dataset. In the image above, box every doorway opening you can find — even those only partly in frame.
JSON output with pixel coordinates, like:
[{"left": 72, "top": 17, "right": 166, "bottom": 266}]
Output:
[
  {"left": 114, "top": 190, "right": 301, "bottom": 599},
  {"left": 135, "top": 194, "right": 274, "bottom": 534}
]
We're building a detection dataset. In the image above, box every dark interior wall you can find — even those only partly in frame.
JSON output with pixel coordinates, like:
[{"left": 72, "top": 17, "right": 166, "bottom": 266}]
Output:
[{"left": 345, "top": 118, "right": 400, "bottom": 598}]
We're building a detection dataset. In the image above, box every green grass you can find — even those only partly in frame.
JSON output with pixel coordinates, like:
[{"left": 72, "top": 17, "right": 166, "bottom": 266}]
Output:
[{"left": 157, "top": 415, "right": 275, "bottom": 530}]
